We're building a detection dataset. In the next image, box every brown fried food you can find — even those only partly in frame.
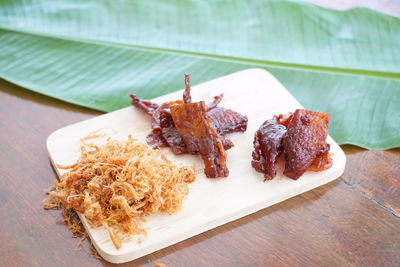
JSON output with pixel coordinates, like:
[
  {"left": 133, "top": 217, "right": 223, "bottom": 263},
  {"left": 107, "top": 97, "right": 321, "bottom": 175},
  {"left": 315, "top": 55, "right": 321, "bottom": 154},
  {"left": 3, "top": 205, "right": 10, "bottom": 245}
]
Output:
[
  {"left": 151, "top": 100, "right": 184, "bottom": 130},
  {"left": 220, "top": 135, "right": 234, "bottom": 150},
  {"left": 207, "top": 93, "right": 224, "bottom": 110},
  {"left": 130, "top": 94, "right": 159, "bottom": 116},
  {"left": 252, "top": 110, "right": 332, "bottom": 181},
  {"left": 183, "top": 74, "right": 192, "bottom": 104},
  {"left": 159, "top": 110, "right": 187, "bottom": 154},
  {"left": 130, "top": 77, "right": 248, "bottom": 155},
  {"left": 136, "top": 99, "right": 239, "bottom": 153},
  {"left": 207, "top": 107, "right": 248, "bottom": 135},
  {"left": 171, "top": 101, "right": 229, "bottom": 178},
  {"left": 283, "top": 109, "right": 330, "bottom": 179},
  {"left": 252, "top": 118, "right": 287, "bottom": 180},
  {"left": 146, "top": 129, "right": 167, "bottom": 148}
]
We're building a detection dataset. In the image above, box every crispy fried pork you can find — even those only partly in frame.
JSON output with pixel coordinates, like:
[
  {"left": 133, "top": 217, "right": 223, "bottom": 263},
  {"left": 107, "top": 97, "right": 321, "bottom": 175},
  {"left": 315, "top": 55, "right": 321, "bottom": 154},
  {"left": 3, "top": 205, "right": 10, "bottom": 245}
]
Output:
[
  {"left": 130, "top": 74, "right": 248, "bottom": 178},
  {"left": 252, "top": 109, "right": 332, "bottom": 180}
]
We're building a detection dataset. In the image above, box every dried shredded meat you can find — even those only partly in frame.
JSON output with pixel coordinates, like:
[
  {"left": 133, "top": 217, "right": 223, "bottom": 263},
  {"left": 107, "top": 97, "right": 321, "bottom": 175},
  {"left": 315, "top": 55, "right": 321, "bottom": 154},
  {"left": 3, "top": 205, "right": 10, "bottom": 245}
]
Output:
[
  {"left": 43, "top": 133, "right": 195, "bottom": 249},
  {"left": 252, "top": 109, "right": 332, "bottom": 180},
  {"left": 171, "top": 101, "right": 229, "bottom": 178}
]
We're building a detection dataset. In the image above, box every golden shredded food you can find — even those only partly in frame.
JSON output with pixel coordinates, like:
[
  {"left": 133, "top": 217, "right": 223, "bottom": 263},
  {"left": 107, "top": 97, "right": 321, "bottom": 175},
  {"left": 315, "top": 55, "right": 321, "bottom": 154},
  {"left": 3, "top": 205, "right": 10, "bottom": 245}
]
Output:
[{"left": 43, "top": 133, "right": 195, "bottom": 249}]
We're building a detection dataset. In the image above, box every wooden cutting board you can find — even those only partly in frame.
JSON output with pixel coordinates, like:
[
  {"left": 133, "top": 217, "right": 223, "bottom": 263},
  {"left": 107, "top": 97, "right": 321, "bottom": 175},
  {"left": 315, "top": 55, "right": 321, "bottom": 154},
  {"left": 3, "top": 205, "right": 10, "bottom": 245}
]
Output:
[{"left": 47, "top": 68, "right": 346, "bottom": 263}]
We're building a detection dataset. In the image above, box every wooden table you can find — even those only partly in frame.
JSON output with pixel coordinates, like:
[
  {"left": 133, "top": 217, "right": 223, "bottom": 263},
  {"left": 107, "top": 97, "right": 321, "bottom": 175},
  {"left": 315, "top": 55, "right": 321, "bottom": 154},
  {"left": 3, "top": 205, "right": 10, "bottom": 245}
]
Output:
[
  {"left": 1, "top": 76, "right": 399, "bottom": 267},
  {"left": 1, "top": 2, "right": 400, "bottom": 264}
]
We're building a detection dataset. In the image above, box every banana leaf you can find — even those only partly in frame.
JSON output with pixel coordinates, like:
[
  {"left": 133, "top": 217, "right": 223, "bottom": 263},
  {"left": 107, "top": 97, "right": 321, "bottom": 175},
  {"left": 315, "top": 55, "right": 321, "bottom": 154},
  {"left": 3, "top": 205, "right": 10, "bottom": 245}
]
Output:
[{"left": 0, "top": 0, "right": 399, "bottom": 149}]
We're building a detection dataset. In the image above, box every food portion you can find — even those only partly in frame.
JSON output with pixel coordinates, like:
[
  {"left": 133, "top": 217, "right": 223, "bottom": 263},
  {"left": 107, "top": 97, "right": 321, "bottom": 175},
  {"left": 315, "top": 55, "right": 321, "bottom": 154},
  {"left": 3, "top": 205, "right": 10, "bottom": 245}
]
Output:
[
  {"left": 283, "top": 110, "right": 331, "bottom": 179},
  {"left": 43, "top": 134, "right": 195, "bottom": 249},
  {"left": 171, "top": 101, "right": 229, "bottom": 178},
  {"left": 252, "top": 109, "right": 332, "bottom": 180},
  {"left": 252, "top": 118, "right": 287, "bottom": 180},
  {"left": 130, "top": 74, "right": 248, "bottom": 178},
  {"left": 207, "top": 107, "right": 248, "bottom": 135}
]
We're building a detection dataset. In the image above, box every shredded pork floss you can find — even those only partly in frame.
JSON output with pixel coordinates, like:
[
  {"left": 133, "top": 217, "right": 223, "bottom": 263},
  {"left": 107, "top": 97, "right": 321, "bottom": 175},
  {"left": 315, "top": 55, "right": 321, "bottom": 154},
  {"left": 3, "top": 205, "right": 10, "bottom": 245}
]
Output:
[{"left": 43, "top": 134, "right": 195, "bottom": 249}]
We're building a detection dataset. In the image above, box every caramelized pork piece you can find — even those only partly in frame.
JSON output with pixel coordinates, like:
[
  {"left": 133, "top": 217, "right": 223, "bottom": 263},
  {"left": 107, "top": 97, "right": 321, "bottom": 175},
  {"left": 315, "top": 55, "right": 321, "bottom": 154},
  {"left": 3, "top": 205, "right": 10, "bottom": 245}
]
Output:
[
  {"left": 207, "top": 107, "right": 248, "bottom": 135},
  {"left": 251, "top": 118, "right": 287, "bottom": 180},
  {"left": 283, "top": 109, "right": 330, "bottom": 179},
  {"left": 252, "top": 109, "right": 332, "bottom": 181},
  {"left": 171, "top": 101, "right": 228, "bottom": 178}
]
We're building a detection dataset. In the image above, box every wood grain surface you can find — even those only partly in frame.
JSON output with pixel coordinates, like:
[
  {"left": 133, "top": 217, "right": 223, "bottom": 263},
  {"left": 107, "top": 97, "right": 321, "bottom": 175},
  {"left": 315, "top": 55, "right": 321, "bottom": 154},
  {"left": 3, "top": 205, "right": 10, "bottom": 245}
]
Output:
[
  {"left": 1, "top": 75, "right": 399, "bottom": 267},
  {"left": 1, "top": 3, "right": 400, "bottom": 263}
]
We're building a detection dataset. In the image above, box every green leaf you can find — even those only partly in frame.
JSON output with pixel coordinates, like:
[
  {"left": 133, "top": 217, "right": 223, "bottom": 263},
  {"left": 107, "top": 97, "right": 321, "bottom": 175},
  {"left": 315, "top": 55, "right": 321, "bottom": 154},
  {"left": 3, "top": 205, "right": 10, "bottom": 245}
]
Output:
[{"left": 0, "top": 0, "right": 399, "bottom": 149}]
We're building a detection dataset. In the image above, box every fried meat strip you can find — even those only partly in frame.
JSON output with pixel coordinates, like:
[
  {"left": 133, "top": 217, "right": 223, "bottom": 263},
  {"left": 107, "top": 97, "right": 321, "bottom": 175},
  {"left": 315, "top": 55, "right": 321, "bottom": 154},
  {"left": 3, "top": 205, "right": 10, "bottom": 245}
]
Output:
[
  {"left": 171, "top": 101, "right": 229, "bottom": 178},
  {"left": 130, "top": 94, "right": 159, "bottom": 116},
  {"left": 132, "top": 97, "right": 239, "bottom": 152},
  {"left": 207, "top": 107, "right": 248, "bottom": 135},
  {"left": 130, "top": 75, "right": 248, "bottom": 178},
  {"left": 283, "top": 109, "right": 330, "bottom": 179},
  {"left": 251, "top": 118, "right": 286, "bottom": 180},
  {"left": 183, "top": 74, "right": 192, "bottom": 104},
  {"left": 130, "top": 92, "right": 247, "bottom": 153},
  {"left": 146, "top": 130, "right": 167, "bottom": 148},
  {"left": 219, "top": 135, "right": 234, "bottom": 150},
  {"left": 207, "top": 94, "right": 224, "bottom": 110}
]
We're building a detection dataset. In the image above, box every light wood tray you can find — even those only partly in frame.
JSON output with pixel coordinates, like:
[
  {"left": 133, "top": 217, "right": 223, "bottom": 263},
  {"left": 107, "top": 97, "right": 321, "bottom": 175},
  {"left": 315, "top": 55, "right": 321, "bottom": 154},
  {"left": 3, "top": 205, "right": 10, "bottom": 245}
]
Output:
[{"left": 47, "top": 69, "right": 346, "bottom": 263}]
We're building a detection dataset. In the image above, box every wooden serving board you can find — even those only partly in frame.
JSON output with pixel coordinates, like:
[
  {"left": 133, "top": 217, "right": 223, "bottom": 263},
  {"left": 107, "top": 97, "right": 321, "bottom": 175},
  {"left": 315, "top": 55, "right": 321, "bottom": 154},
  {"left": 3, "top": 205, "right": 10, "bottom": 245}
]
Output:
[{"left": 47, "top": 69, "right": 346, "bottom": 263}]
